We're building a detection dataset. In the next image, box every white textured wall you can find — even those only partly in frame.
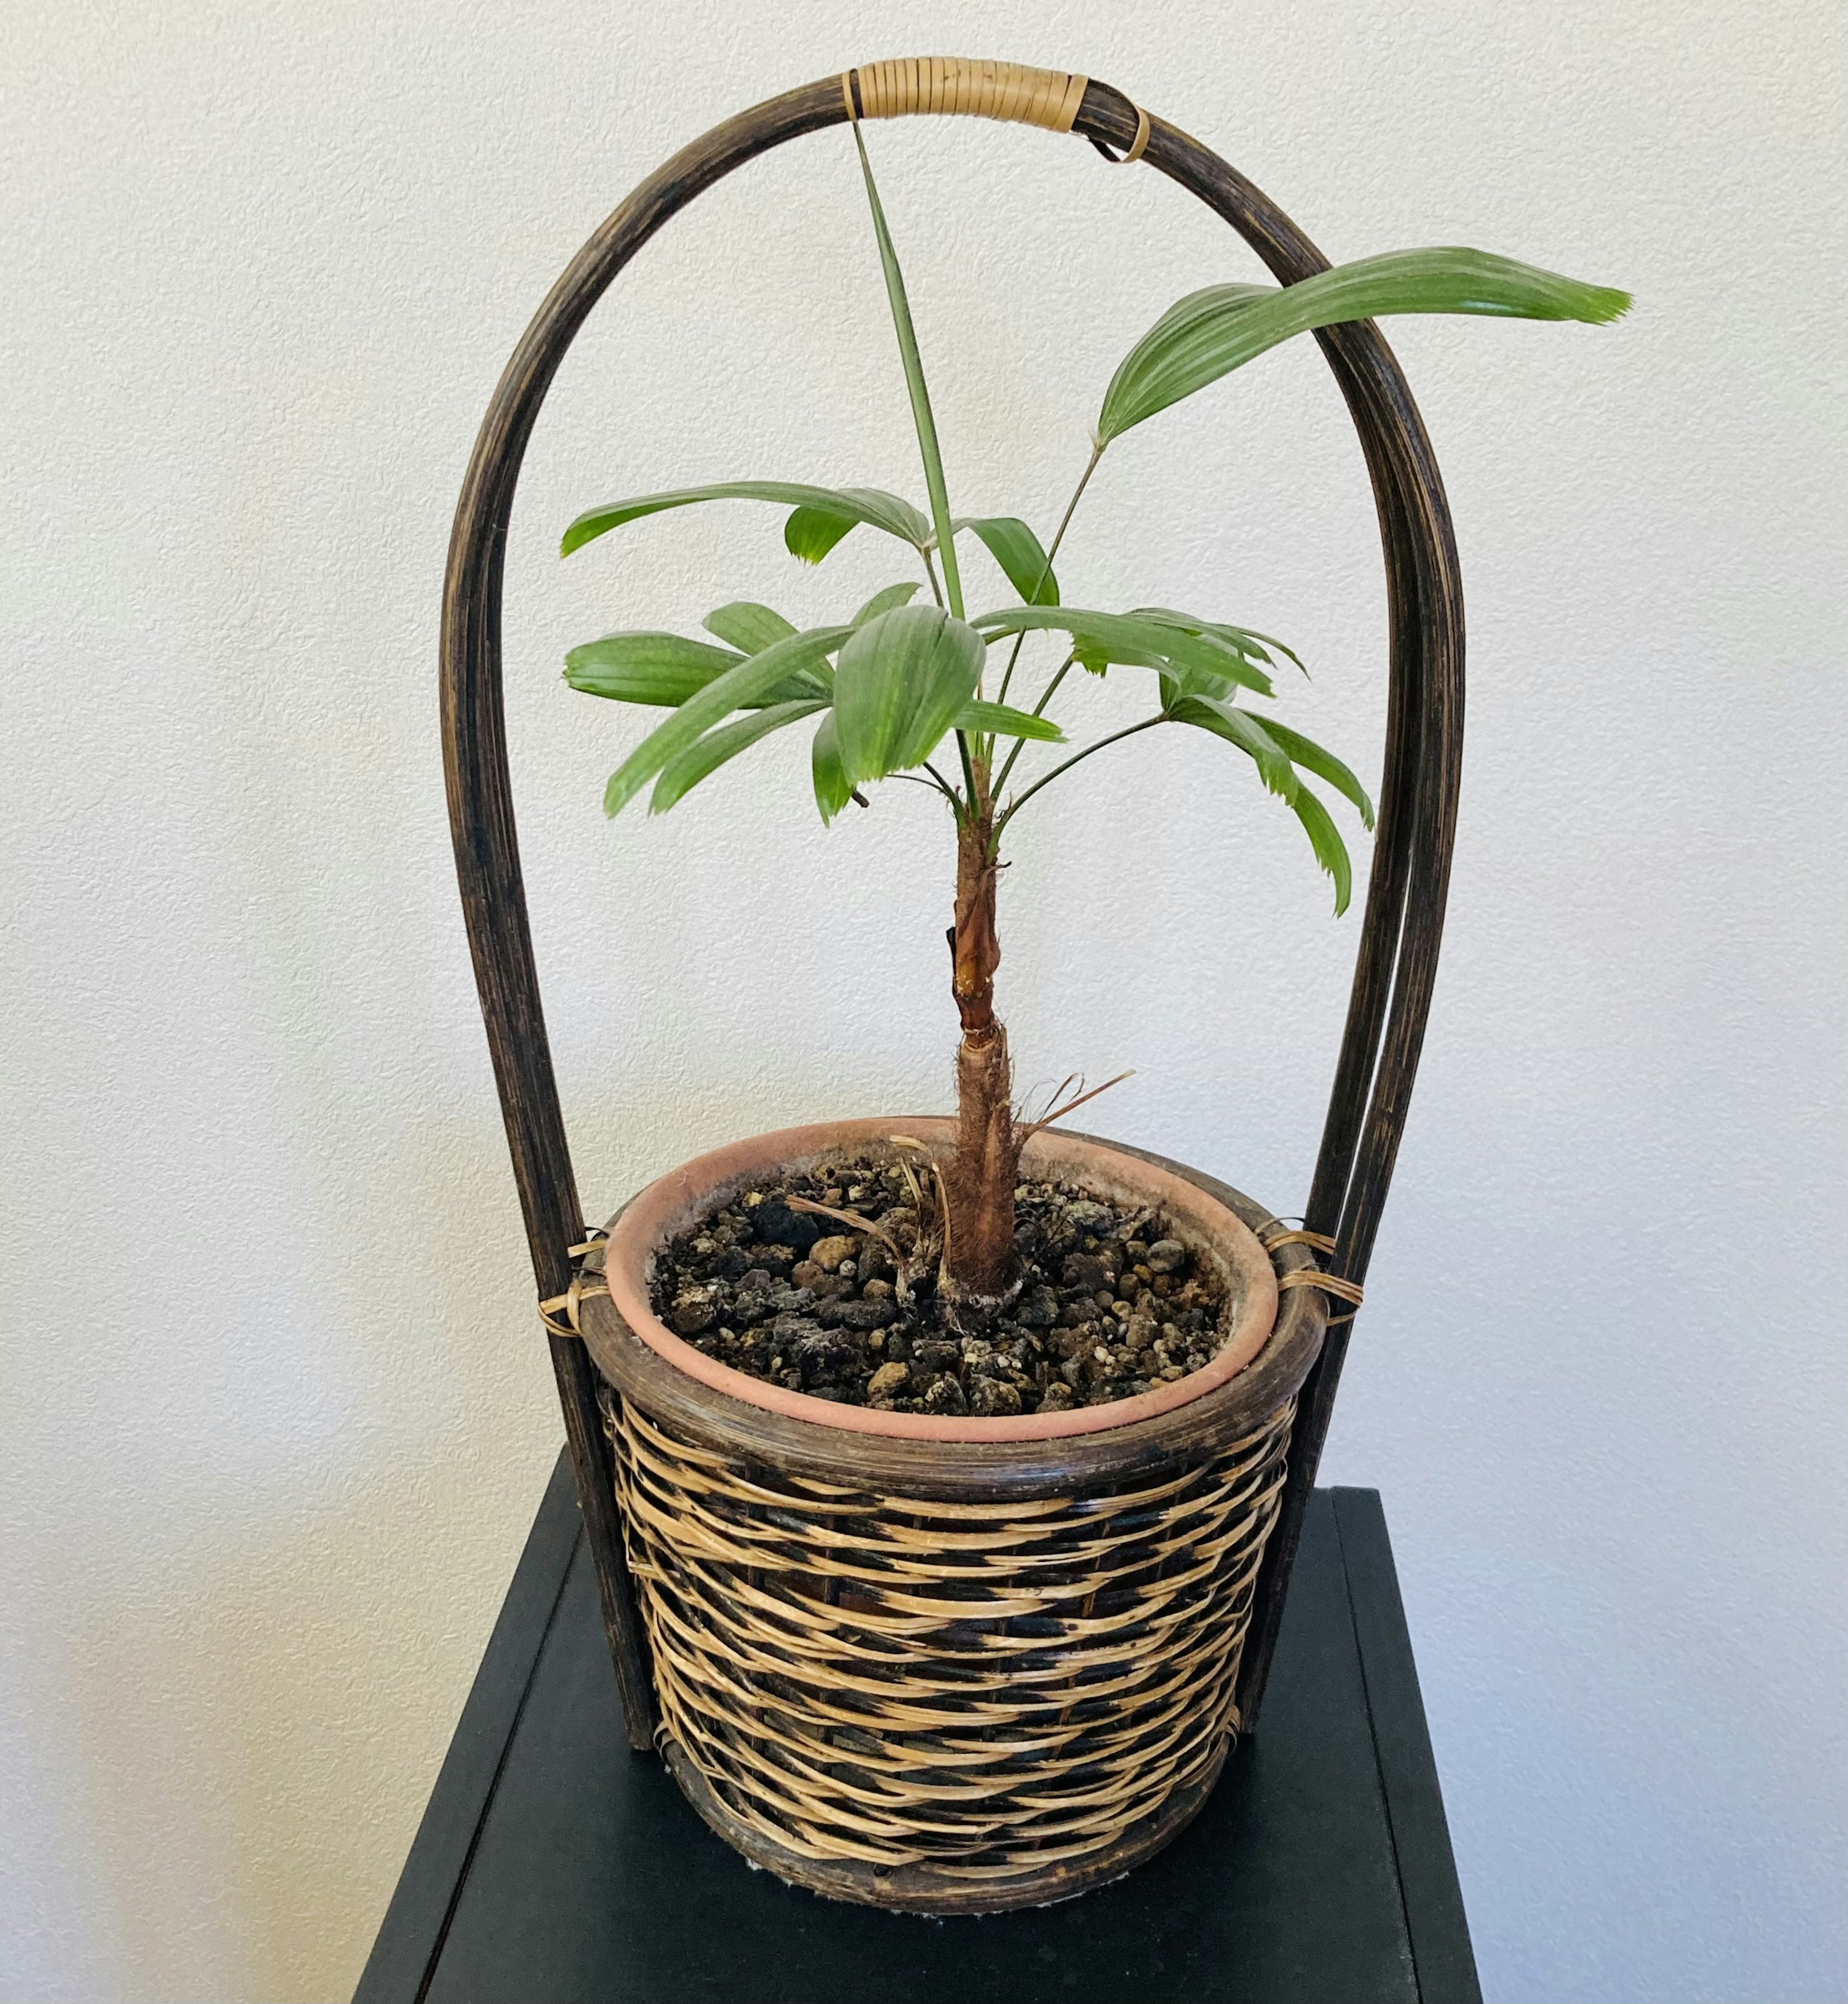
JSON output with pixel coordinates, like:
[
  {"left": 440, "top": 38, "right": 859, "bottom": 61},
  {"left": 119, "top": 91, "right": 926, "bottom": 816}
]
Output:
[{"left": 4, "top": 3, "right": 1842, "bottom": 1999}]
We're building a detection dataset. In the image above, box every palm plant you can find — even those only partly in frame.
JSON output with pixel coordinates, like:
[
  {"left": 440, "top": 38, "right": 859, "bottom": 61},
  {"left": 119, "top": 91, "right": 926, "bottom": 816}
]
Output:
[{"left": 561, "top": 122, "right": 1628, "bottom": 1326}]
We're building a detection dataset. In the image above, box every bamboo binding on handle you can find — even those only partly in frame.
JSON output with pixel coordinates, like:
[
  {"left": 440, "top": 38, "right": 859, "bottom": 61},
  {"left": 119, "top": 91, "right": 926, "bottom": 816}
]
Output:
[{"left": 843, "top": 57, "right": 1090, "bottom": 132}]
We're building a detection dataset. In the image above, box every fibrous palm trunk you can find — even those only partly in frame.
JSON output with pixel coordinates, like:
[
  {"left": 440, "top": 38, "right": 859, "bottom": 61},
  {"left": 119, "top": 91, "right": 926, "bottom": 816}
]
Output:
[{"left": 940, "top": 806, "right": 1018, "bottom": 1322}]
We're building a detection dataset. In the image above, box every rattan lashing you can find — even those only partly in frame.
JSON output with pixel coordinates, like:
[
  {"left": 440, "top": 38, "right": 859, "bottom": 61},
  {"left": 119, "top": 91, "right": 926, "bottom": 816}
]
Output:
[
  {"left": 600, "top": 1384, "right": 1294, "bottom": 1889},
  {"left": 844, "top": 58, "right": 1089, "bottom": 133}
]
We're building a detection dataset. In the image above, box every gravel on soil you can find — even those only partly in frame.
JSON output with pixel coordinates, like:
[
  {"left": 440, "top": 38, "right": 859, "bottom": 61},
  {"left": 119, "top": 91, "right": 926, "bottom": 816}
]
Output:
[{"left": 646, "top": 1160, "right": 1230, "bottom": 1416}]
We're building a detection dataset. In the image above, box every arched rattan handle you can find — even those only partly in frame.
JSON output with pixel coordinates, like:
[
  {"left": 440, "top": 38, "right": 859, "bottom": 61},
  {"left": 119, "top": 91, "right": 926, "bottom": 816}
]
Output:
[{"left": 441, "top": 67, "right": 1463, "bottom": 1741}]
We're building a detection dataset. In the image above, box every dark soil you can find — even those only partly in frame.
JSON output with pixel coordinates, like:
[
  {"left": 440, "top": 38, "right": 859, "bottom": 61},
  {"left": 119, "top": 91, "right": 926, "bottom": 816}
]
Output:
[{"left": 647, "top": 1159, "right": 1230, "bottom": 1416}]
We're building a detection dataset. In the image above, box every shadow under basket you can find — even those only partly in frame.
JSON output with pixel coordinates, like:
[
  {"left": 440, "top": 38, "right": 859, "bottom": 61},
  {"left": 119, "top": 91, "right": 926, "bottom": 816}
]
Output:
[{"left": 578, "top": 1154, "right": 1325, "bottom": 1915}]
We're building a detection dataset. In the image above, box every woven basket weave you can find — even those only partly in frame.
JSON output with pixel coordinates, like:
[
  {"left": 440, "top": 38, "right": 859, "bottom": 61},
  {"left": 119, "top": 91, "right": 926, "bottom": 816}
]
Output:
[{"left": 580, "top": 1156, "right": 1324, "bottom": 1912}]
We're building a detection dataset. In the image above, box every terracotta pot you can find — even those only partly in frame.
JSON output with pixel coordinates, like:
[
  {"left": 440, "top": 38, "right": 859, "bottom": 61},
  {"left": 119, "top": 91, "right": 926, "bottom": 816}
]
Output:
[
  {"left": 603, "top": 1117, "right": 1280, "bottom": 1442},
  {"left": 580, "top": 1119, "right": 1325, "bottom": 1913}
]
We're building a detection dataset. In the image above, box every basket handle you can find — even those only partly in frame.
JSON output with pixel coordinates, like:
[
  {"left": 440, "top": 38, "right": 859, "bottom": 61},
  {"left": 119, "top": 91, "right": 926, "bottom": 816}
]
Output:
[{"left": 441, "top": 64, "right": 1463, "bottom": 1742}]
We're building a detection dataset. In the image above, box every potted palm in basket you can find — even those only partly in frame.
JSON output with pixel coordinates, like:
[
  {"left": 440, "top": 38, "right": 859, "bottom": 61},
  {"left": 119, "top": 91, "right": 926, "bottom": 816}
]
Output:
[{"left": 456, "top": 59, "right": 1626, "bottom": 1914}]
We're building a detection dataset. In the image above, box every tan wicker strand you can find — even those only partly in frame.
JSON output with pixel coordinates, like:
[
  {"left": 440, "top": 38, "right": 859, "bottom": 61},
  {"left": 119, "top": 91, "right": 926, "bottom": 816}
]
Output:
[
  {"left": 602, "top": 1383, "right": 1292, "bottom": 1880},
  {"left": 1258, "top": 1226, "right": 1338, "bottom": 1253},
  {"left": 844, "top": 57, "right": 1090, "bottom": 133},
  {"left": 1115, "top": 102, "right": 1152, "bottom": 164},
  {"left": 1277, "top": 1267, "right": 1365, "bottom": 1307}
]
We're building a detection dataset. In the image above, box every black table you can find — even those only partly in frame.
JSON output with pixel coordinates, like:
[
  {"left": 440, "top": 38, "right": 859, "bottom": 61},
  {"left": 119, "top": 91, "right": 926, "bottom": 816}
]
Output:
[{"left": 358, "top": 1454, "right": 1479, "bottom": 2003}]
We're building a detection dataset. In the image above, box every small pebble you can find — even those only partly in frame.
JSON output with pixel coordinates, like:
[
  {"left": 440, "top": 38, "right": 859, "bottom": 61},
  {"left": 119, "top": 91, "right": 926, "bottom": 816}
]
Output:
[
  {"left": 809, "top": 1235, "right": 856, "bottom": 1273},
  {"left": 671, "top": 1286, "right": 719, "bottom": 1336},
  {"left": 753, "top": 1195, "right": 819, "bottom": 1251},
  {"left": 837, "top": 1297, "right": 896, "bottom": 1332},
  {"left": 1063, "top": 1251, "right": 1115, "bottom": 1294},
  {"left": 969, "top": 1378, "right": 1022, "bottom": 1418},
  {"left": 1015, "top": 1285, "right": 1059, "bottom": 1328},
  {"left": 924, "top": 1375, "right": 967, "bottom": 1416}
]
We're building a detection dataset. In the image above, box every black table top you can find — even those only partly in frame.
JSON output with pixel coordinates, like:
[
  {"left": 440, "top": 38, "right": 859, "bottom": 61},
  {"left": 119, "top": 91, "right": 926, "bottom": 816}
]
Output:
[{"left": 358, "top": 1454, "right": 1478, "bottom": 2004}]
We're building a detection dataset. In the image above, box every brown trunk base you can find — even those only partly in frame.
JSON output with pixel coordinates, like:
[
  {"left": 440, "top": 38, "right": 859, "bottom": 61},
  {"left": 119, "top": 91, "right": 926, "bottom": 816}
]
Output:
[{"left": 940, "top": 1024, "right": 1018, "bottom": 1319}]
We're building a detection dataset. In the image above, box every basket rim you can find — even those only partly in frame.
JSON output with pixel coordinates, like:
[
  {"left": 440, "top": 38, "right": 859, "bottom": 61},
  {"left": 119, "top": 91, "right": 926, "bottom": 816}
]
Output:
[
  {"left": 600, "top": 1117, "right": 1279, "bottom": 1444},
  {"left": 582, "top": 1128, "right": 1325, "bottom": 1499}
]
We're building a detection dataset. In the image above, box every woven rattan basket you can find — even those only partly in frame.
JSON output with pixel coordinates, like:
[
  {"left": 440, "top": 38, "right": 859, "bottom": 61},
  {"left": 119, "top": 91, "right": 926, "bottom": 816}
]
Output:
[
  {"left": 441, "top": 54, "right": 1464, "bottom": 1920},
  {"left": 575, "top": 1127, "right": 1325, "bottom": 1909}
]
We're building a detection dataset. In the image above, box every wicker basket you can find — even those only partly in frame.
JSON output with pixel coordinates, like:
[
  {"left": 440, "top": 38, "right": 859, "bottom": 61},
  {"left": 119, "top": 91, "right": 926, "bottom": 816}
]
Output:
[
  {"left": 441, "top": 48, "right": 1465, "bottom": 1926},
  {"left": 578, "top": 1141, "right": 1324, "bottom": 1911}
]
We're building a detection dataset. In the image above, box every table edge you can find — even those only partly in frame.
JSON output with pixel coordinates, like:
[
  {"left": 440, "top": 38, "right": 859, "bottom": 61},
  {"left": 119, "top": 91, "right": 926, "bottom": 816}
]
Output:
[
  {"left": 1331, "top": 1487, "right": 1482, "bottom": 2004},
  {"left": 353, "top": 1449, "right": 584, "bottom": 2004}
]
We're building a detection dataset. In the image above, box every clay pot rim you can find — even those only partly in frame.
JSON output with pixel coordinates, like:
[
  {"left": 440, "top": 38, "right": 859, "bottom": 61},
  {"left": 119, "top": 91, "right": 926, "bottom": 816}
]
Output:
[{"left": 601, "top": 1117, "right": 1279, "bottom": 1444}]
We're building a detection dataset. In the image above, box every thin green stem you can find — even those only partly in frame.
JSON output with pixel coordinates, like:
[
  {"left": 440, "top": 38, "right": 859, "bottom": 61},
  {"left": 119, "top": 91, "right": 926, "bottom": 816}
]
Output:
[
  {"left": 954, "top": 728, "right": 979, "bottom": 805},
  {"left": 922, "top": 760, "right": 963, "bottom": 814},
  {"left": 921, "top": 545, "right": 946, "bottom": 608},
  {"left": 849, "top": 121, "right": 963, "bottom": 620},
  {"left": 995, "top": 442, "right": 1105, "bottom": 708},
  {"left": 1031, "top": 656, "right": 1078, "bottom": 716},
  {"left": 993, "top": 715, "right": 1165, "bottom": 839},
  {"left": 892, "top": 768, "right": 962, "bottom": 809},
  {"left": 994, "top": 653, "right": 1077, "bottom": 798}
]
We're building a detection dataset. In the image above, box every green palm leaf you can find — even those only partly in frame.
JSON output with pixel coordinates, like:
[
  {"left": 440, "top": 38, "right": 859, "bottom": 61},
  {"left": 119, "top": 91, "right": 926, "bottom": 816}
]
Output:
[
  {"left": 784, "top": 507, "right": 856, "bottom": 564},
  {"left": 851, "top": 581, "right": 923, "bottom": 625},
  {"left": 953, "top": 700, "right": 1064, "bottom": 742},
  {"left": 1259, "top": 718, "right": 1376, "bottom": 829},
  {"left": 811, "top": 713, "right": 854, "bottom": 825},
  {"left": 565, "top": 632, "right": 742, "bottom": 707},
  {"left": 1099, "top": 248, "right": 1631, "bottom": 443},
  {"left": 1167, "top": 696, "right": 1299, "bottom": 800},
  {"left": 833, "top": 605, "right": 983, "bottom": 787},
  {"left": 973, "top": 606, "right": 1274, "bottom": 698},
  {"left": 703, "top": 601, "right": 797, "bottom": 653},
  {"left": 1289, "top": 784, "right": 1354, "bottom": 915},
  {"left": 849, "top": 123, "right": 964, "bottom": 618},
  {"left": 953, "top": 516, "right": 1059, "bottom": 605},
  {"left": 561, "top": 481, "right": 930, "bottom": 560},
  {"left": 565, "top": 630, "right": 827, "bottom": 708},
  {"left": 602, "top": 625, "right": 851, "bottom": 816},
  {"left": 650, "top": 700, "right": 828, "bottom": 814},
  {"left": 1130, "top": 607, "right": 1307, "bottom": 679}
]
